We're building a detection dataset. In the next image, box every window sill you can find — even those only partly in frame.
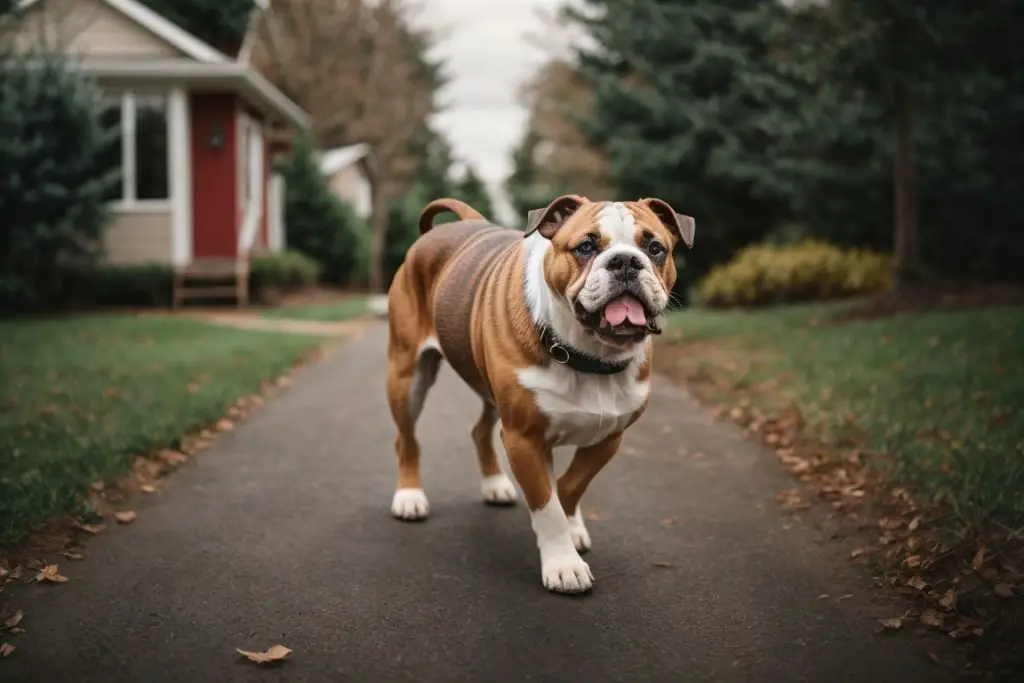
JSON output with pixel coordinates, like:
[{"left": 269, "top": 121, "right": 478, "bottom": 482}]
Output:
[{"left": 110, "top": 201, "right": 172, "bottom": 213}]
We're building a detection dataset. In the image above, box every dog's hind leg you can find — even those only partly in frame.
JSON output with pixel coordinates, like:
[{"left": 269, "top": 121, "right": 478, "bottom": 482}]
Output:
[
  {"left": 387, "top": 338, "right": 443, "bottom": 521},
  {"left": 472, "top": 401, "right": 519, "bottom": 506}
]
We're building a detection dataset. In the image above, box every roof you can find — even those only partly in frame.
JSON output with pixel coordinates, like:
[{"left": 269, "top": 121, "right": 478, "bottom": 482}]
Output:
[
  {"left": 319, "top": 144, "right": 371, "bottom": 176},
  {"left": 15, "top": 0, "right": 230, "bottom": 63},
  {"left": 70, "top": 58, "right": 310, "bottom": 129},
  {"left": 11, "top": 0, "right": 309, "bottom": 129}
]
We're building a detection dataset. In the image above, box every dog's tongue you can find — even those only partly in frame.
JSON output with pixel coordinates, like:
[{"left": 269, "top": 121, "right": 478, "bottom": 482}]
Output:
[{"left": 603, "top": 296, "right": 646, "bottom": 327}]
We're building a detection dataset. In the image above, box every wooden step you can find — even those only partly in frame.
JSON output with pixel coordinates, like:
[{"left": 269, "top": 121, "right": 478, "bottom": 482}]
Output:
[{"left": 172, "top": 258, "right": 250, "bottom": 309}]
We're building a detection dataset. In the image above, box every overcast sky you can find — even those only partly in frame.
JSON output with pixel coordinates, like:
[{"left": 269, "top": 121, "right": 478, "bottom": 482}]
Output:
[{"left": 417, "top": 0, "right": 566, "bottom": 224}]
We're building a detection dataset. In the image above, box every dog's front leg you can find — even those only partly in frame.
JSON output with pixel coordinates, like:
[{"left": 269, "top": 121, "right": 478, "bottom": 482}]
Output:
[
  {"left": 502, "top": 429, "right": 593, "bottom": 594},
  {"left": 557, "top": 433, "right": 622, "bottom": 554}
]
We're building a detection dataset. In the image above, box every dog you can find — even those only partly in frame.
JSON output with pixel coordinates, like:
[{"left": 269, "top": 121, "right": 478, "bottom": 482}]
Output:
[{"left": 385, "top": 194, "right": 695, "bottom": 594}]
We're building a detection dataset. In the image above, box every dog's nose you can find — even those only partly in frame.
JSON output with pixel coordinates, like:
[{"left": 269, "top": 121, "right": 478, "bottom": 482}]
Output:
[{"left": 607, "top": 254, "right": 645, "bottom": 280}]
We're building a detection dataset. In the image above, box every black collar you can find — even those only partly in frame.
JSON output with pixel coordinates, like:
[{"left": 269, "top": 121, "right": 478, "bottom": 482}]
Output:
[{"left": 537, "top": 326, "right": 634, "bottom": 375}]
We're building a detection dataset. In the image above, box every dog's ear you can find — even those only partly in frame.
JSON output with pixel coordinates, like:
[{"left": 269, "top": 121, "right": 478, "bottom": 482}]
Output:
[
  {"left": 524, "top": 194, "right": 586, "bottom": 239},
  {"left": 640, "top": 198, "right": 695, "bottom": 249}
]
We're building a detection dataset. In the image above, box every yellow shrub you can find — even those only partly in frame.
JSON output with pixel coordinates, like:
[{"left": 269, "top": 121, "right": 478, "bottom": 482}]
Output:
[{"left": 695, "top": 240, "right": 893, "bottom": 309}]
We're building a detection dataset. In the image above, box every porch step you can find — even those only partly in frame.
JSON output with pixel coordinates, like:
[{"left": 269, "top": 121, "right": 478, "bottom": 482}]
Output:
[{"left": 172, "top": 258, "right": 250, "bottom": 309}]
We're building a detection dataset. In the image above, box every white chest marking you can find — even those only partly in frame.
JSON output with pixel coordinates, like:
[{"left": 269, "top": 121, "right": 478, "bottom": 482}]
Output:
[{"left": 517, "top": 363, "right": 649, "bottom": 448}]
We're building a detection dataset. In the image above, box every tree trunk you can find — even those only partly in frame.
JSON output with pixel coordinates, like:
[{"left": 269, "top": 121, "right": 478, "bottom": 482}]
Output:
[
  {"left": 893, "top": 83, "right": 922, "bottom": 290},
  {"left": 368, "top": 182, "right": 389, "bottom": 293}
]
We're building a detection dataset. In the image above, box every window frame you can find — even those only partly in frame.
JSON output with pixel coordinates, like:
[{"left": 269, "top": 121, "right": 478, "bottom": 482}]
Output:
[{"left": 104, "top": 90, "right": 172, "bottom": 212}]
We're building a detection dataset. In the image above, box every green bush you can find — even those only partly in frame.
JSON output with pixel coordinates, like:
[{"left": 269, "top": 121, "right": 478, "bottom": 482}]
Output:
[
  {"left": 250, "top": 250, "right": 321, "bottom": 297},
  {"left": 695, "top": 240, "right": 893, "bottom": 309},
  {"left": 278, "top": 133, "right": 367, "bottom": 286},
  {"left": 0, "top": 51, "right": 121, "bottom": 312}
]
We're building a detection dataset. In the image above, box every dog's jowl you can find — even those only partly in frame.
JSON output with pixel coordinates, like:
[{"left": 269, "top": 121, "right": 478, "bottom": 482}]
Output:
[{"left": 385, "top": 194, "right": 695, "bottom": 594}]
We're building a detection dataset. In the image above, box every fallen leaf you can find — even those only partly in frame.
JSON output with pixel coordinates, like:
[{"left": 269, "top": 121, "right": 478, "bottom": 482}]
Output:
[
  {"left": 139, "top": 484, "right": 157, "bottom": 494},
  {"left": 60, "top": 551, "right": 83, "bottom": 561},
  {"left": 920, "top": 609, "right": 944, "bottom": 628},
  {"left": 907, "top": 516, "right": 921, "bottom": 532},
  {"left": 836, "top": 593, "right": 854, "bottom": 602},
  {"left": 158, "top": 449, "right": 188, "bottom": 467},
  {"left": 3, "top": 611, "right": 22, "bottom": 629},
  {"left": 993, "top": 583, "right": 1014, "bottom": 599},
  {"left": 816, "top": 593, "right": 830, "bottom": 599},
  {"left": 939, "top": 589, "right": 957, "bottom": 611},
  {"left": 928, "top": 651, "right": 941, "bottom": 664},
  {"left": 584, "top": 510, "right": 601, "bottom": 521},
  {"left": 35, "top": 565, "right": 68, "bottom": 584},
  {"left": 0, "top": 642, "right": 14, "bottom": 657},
  {"left": 650, "top": 561, "right": 674, "bottom": 568},
  {"left": 75, "top": 522, "right": 104, "bottom": 535},
  {"left": 971, "top": 546, "right": 986, "bottom": 570},
  {"left": 660, "top": 516, "right": 678, "bottom": 526},
  {"left": 850, "top": 547, "right": 869, "bottom": 559},
  {"left": 878, "top": 617, "right": 903, "bottom": 630},
  {"left": 114, "top": 510, "right": 137, "bottom": 524},
  {"left": 8, "top": 628, "right": 24, "bottom": 635},
  {"left": 904, "top": 555, "right": 923, "bottom": 569},
  {"left": 236, "top": 644, "right": 292, "bottom": 664},
  {"left": 907, "top": 576, "right": 927, "bottom": 591},
  {"left": 216, "top": 419, "right": 234, "bottom": 432}
]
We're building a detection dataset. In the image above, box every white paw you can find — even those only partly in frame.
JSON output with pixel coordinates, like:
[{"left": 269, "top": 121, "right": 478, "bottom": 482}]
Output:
[
  {"left": 541, "top": 556, "right": 594, "bottom": 594},
  {"left": 391, "top": 488, "right": 429, "bottom": 521},
  {"left": 568, "top": 511, "right": 591, "bottom": 553},
  {"left": 480, "top": 473, "right": 518, "bottom": 506}
]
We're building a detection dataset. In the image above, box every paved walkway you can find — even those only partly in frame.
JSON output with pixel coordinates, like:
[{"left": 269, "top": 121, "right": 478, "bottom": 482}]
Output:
[{"left": 3, "top": 324, "right": 950, "bottom": 683}]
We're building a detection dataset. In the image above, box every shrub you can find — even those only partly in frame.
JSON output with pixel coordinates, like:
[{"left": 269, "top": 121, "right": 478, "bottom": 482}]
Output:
[
  {"left": 695, "top": 240, "right": 893, "bottom": 309},
  {"left": 0, "top": 51, "right": 121, "bottom": 312},
  {"left": 250, "top": 250, "right": 321, "bottom": 301},
  {"left": 278, "top": 133, "right": 368, "bottom": 286}
]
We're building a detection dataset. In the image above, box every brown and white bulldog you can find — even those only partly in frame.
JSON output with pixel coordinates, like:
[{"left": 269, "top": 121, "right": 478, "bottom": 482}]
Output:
[{"left": 385, "top": 194, "right": 695, "bottom": 594}]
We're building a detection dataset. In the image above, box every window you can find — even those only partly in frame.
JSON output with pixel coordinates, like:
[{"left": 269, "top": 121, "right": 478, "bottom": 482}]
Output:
[{"left": 100, "top": 91, "right": 170, "bottom": 205}]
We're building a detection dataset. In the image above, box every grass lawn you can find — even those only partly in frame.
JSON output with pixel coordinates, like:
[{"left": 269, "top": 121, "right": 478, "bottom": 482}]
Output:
[
  {"left": 661, "top": 302, "right": 1024, "bottom": 529},
  {"left": 263, "top": 296, "right": 369, "bottom": 322},
  {"left": 0, "top": 314, "right": 323, "bottom": 544}
]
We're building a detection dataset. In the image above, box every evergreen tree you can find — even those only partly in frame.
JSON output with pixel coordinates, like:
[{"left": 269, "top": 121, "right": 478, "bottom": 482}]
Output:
[
  {"left": 0, "top": 52, "right": 120, "bottom": 311},
  {"left": 278, "top": 132, "right": 366, "bottom": 286},
  {"left": 139, "top": 0, "right": 255, "bottom": 56},
  {"left": 567, "top": 0, "right": 807, "bottom": 276},
  {"left": 450, "top": 166, "right": 495, "bottom": 222}
]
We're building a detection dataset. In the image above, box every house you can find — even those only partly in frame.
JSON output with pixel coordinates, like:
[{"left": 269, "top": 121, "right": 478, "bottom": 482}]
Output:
[
  {"left": 318, "top": 143, "right": 372, "bottom": 221},
  {"left": 6, "top": 0, "right": 310, "bottom": 305}
]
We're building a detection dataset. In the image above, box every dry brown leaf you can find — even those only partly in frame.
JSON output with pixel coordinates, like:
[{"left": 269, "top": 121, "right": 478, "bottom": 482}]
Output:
[
  {"left": 140, "top": 484, "right": 157, "bottom": 494},
  {"left": 939, "top": 589, "right": 957, "bottom": 611},
  {"left": 906, "top": 576, "right": 927, "bottom": 591},
  {"left": 993, "top": 583, "right": 1014, "bottom": 599},
  {"left": 3, "top": 611, "right": 23, "bottom": 629},
  {"left": 0, "top": 642, "right": 14, "bottom": 657},
  {"left": 878, "top": 617, "right": 903, "bottom": 630},
  {"left": 850, "top": 547, "right": 869, "bottom": 559},
  {"left": 158, "top": 449, "right": 188, "bottom": 467},
  {"left": 650, "top": 561, "right": 674, "bottom": 568},
  {"left": 920, "top": 609, "right": 944, "bottom": 628},
  {"left": 907, "top": 516, "right": 921, "bottom": 532},
  {"left": 660, "top": 516, "right": 678, "bottom": 526},
  {"left": 236, "top": 644, "right": 292, "bottom": 664},
  {"left": 584, "top": 510, "right": 601, "bottom": 521},
  {"left": 35, "top": 565, "right": 68, "bottom": 584},
  {"left": 927, "top": 651, "right": 941, "bottom": 664},
  {"left": 114, "top": 510, "right": 137, "bottom": 524},
  {"left": 60, "top": 551, "right": 83, "bottom": 561},
  {"left": 971, "top": 545, "right": 986, "bottom": 570},
  {"left": 904, "top": 555, "right": 923, "bottom": 569},
  {"left": 8, "top": 628, "right": 24, "bottom": 635},
  {"left": 216, "top": 419, "right": 234, "bottom": 432}
]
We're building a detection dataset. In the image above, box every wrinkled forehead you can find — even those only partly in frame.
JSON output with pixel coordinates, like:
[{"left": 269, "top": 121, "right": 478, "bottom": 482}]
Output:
[{"left": 560, "top": 201, "right": 672, "bottom": 246}]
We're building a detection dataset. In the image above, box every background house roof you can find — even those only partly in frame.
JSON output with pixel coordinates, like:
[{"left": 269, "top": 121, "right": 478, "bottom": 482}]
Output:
[{"left": 319, "top": 143, "right": 371, "bottom": 176}]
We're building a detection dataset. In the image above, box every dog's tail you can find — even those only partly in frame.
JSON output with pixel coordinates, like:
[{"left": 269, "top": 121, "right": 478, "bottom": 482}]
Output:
[{"left": 418, "top": 198, "right": 486, "bottom": 235}]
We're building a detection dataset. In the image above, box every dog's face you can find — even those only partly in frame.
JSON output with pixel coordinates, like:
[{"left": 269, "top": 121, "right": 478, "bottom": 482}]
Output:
[{"left": 525, "top": 195, "right": 695, "bottom": 350}]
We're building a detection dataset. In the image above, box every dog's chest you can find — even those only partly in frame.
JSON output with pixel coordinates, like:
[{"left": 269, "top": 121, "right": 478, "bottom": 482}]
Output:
[{"left": 517, "top": 364, "right": 650, "bottom": 447}]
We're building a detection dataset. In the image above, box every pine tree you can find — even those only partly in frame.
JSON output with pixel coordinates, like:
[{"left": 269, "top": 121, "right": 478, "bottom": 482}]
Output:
[
  {"left": 568, "top": 0, "right": 806, "bottom": 275},
  {"left": 450, "top": 167, "right": 494, "bottom": 222},
  {"left": 278, "top": 132, "right": 366, "bottom": 286},
  {"left": 0, "top": 52, "right": 120, "bottom": 310}
]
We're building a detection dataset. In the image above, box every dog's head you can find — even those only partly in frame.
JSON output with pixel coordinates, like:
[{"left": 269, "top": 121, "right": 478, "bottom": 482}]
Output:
[{"left": 525, "top": 195, "right": 695, "bottom": 351}]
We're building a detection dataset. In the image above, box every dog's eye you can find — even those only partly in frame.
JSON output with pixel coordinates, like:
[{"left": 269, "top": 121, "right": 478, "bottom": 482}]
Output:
[
  {"left": 647, "top": 241, "right": 666, "bottom": 258},
  {"left": 573, "top": 240, "right": 597, "bottom": 258}
]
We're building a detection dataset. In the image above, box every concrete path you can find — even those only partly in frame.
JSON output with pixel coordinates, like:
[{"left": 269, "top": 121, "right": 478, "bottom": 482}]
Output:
[{"left": 3, "top": 324, "right": 950, "bottom": 683}]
